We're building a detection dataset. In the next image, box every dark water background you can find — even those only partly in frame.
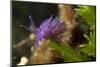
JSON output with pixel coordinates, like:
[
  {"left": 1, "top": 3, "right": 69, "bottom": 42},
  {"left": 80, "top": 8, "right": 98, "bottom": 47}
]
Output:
[{"left": 12, "top": 1, "right": 58, "bottom": 44}]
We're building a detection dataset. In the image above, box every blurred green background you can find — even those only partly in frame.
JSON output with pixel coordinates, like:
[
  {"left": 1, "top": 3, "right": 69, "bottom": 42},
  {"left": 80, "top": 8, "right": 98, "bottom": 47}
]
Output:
[{"left": 12, "top": 1, "right": 96, "bottom": 63}]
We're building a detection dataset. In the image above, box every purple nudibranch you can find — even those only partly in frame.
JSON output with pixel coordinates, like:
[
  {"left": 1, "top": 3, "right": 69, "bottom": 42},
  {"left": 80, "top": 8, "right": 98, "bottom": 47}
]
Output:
[{"left": 26, "top": 15, "right": 65, "bottom": 47}]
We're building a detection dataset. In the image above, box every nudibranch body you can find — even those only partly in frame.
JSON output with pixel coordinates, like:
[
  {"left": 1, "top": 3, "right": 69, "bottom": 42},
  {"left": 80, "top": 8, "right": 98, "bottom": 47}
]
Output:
[{"left": 24, "top": 15, "right": 65, "bottom": 47}]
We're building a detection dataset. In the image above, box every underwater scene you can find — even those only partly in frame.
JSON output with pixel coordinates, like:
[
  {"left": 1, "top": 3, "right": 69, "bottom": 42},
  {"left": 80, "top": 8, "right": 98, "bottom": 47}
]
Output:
[{"left": 12, "top": 1, "right": 96, "bottom": 66}]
